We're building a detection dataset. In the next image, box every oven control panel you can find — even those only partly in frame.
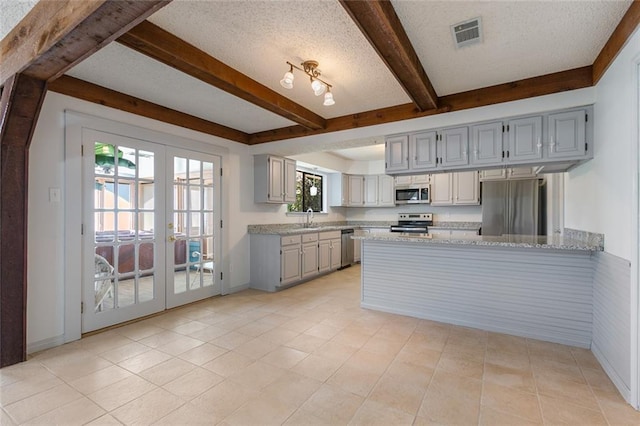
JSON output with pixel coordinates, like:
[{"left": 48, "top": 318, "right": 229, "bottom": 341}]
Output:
[{"left": 398, "top": 213, "right": 432, "bottom": 221}]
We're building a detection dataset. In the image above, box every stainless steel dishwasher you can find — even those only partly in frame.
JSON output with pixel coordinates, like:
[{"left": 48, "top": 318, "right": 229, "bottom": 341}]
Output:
[{"left": 340, "top": 229, "right": 354, "bottom": 269}]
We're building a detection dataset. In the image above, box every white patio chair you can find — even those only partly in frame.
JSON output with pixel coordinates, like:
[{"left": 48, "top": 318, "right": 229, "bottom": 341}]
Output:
[
  {"left": 190, "top": 251, "right": 215, "bottom": 287},
  {"left": 94, "top": 254, "right": 114, "bottom": 312}
]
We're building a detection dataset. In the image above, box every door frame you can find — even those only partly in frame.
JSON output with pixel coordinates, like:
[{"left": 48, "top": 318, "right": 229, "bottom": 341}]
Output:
[
  {"left": 64, "top": 111, "right": 229, "bottom": 343},
  {"left": 632, "top": 60, "right": 640, "bottom": 410}
]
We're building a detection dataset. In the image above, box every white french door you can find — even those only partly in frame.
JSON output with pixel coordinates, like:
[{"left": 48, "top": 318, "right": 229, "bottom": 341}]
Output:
[
  {"left": 82, "top": 130, "right": 221, "bottom": 332},
  {"left": 166, "top": 148, "right": 222, "bottom": 308}
]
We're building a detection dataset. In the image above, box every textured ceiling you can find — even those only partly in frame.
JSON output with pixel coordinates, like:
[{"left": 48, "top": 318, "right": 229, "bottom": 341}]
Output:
[
  {"left": 0, "top": 0, "right": 633, "bottom": 160},
  {"left": 147, "top": 0, "right": 412, "bottom": 118},
  {"left": 330, "top": 141, "right": 387, "bottom": 161},
  {"left": 392, "top": 0, "right": 632, "bottom": 95},
  {"left": 66, "top": 43, "right": 296, "bottom": 133}
]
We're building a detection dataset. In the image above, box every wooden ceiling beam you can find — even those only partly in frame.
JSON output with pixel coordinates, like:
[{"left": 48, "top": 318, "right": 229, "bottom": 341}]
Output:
[
  {"left": 249, "top": 66, "right": 592, "bottom": 144},
  {"left": 48, "top": 75, "right": 250, "bottom": 144},
  {"left": 117, "top": 21, "right": 327, "bottom": 131},
  {"left": 0, "top": 0, "right": 171, "bottom": 87},
  {"left": 593, "top": 1, "right": 640, "bottom": 84},
  {"left": 0, "top": 73, "right": 47, "bottom": 367},
  {"left": 440, "top": 66, "right": 593, "bottom": 112},
  {"left": 339, "top": 0, "right": 438, "bottom": 111}
]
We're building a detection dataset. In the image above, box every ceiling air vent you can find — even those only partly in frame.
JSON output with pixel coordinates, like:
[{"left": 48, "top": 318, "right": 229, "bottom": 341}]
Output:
[{"left": 451, "top": 17, "right": 483, "bottom": 49}]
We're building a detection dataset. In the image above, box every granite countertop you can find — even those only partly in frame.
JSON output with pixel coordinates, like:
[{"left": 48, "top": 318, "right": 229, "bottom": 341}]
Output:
[
  {"left": 248, "top": 224, "right": 357, "bottom": 235},
  {"left": 248, "top": 221, "right": 481, "bottom": 235},
  {"left": 428, "top": 221, "right": 481, "bottom": 231},
  {"left": 353, "top": 232, "right": 603, "bottom": 251}
]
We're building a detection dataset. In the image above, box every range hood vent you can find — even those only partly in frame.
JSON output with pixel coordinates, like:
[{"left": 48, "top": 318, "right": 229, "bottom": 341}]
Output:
[{"left": 451, "top": 17, "right": 483, "bottom": 48}]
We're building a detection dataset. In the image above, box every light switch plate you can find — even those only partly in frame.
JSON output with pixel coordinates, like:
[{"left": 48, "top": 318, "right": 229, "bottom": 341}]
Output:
[{"left": 49, "top": 187, "right": 61, "bottom": 203}]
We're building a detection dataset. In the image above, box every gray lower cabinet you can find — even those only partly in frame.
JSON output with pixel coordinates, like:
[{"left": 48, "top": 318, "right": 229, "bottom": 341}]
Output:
[
  {"left": 354, "top": 238, "right": 361, "bottom": 263},
  {"left": 301, "top": 233, "right": 319, "bottom": 279},
  {"left": 280, "top": 236, "right": 301, "bottom": 286},
  {"left": 330, "top": 237, "right": 341, "bottom": 270},
  {"left": 318, "top": 239, "right": 331, "bottom": 274},
  {"left": 251, "top": 231, "right": 342, "bottom": 292},
  {"left": 319, "top": 231, "right": 341, "bottom": 272}
]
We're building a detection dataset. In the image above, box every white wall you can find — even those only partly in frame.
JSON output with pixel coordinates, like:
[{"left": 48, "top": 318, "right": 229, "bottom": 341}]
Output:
[
  {"left": 345, "top": 205, "right": 481, "bottom": 222},
  {"left": 565, "top": 29, "right": 640, "bottom": 260},
  {"left": 27, "top": 82, "right": 596, "bottom": 351},
  {"left": 564, "top": 27, "right": 640, "bottom": 407}
]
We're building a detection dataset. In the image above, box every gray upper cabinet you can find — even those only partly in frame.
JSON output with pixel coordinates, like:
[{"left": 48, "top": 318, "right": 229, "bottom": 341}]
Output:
[
  {"left": 471, "top": 121, "right": 503, "bottom": 166},
  {"left": 411, "top": 131, "right": 437, "bottom": 171},
  {"left": 385, "top": 106, "right": 593, "bottom": 175},
  {"left": 547, "top": 110, "right": 587, "bottom": 159},
  {"left": 438, "top": 126, "right": 469, "bottom": 167},
  {"left": 348, "top": 175, "right": 365, "bottom": 206},
  {"left": 507, "top": 116, "right": 543, "bottom": 162},
  {"left": 385, "top": 135, "right": 409, "bottom": 172},
  {"left": 283, "top": 158, "right": 297, "bottom": 204},
  {"left": 254, "top": 154, "right": 297, "bottom": 204}
]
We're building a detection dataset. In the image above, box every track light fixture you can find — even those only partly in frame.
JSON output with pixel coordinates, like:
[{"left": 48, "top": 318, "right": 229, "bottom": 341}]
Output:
[{"left": 280, "top": 60, "right": 335, "bottom": 106}]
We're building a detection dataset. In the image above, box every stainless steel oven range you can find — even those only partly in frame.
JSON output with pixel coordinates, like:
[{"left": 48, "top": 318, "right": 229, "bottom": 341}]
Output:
[{"left": 389, "top": 213, "right": 433, "bottom": 233}]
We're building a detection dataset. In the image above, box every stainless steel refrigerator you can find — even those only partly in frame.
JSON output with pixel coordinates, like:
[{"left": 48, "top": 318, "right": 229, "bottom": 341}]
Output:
[{"left": 481, "top": 179, "right": 545, "bottom": 236}]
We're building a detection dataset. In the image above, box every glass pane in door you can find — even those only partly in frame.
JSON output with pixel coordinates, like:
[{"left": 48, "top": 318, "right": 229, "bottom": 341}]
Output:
[
  {"left": 93, "top": 143, "right": 156, "bottom": 313},
  {"left": 168, "top": 154, "right": 219, "bottom": 306}
]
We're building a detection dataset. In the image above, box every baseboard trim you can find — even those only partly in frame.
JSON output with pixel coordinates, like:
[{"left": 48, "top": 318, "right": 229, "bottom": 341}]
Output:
[
  {"left": 228, "top": 283, "right": 250, "bottom": 294},
  {"left": 592, "top": 342, "right": 633, "bottom": 406},
  {"left": 27, "top": 335, "right": 66, "bottom": 355}
]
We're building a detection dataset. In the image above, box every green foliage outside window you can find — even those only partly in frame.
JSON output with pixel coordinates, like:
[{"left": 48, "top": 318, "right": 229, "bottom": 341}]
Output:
[{"left": 288, "top": 171, "right": 323, "bottom": 212}]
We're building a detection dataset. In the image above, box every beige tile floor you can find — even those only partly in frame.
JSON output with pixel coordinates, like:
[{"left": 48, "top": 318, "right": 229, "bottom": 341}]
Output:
[{"left": 3, "top": 265, "right": 640, "bottom": 425}]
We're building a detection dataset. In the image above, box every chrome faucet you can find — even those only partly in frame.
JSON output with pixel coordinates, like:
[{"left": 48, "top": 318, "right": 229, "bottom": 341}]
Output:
[{"left": 306, "top": 207, "right": 314, "bottom": 228}]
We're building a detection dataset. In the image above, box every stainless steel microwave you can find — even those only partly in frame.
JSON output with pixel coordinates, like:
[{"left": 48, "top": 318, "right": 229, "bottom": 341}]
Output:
[{"left": 395, "top": 185, "right": 430, "bottom": 204}]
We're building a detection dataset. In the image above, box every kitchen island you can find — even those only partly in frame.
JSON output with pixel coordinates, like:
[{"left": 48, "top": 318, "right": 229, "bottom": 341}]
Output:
[{"left": 353, "top": 231, "right": 602, "bottom": 348}]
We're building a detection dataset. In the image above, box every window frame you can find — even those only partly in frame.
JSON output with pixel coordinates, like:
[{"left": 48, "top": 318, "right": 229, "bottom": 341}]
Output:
[{"left": 287, "top": 168, "right": 327, "bottom": 214}]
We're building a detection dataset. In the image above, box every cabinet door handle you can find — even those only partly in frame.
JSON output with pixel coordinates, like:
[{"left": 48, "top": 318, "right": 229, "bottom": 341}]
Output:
[
  {"left": 536, "top": 138, "right": 542, "bottom": 154},
  {"left": 549, "top": 137, "right": 555, "bottom": 152}
]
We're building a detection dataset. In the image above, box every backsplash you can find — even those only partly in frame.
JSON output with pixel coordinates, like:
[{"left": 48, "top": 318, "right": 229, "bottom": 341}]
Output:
[{"left": 564, "top": 228, "right": 605, "bottom": 250}]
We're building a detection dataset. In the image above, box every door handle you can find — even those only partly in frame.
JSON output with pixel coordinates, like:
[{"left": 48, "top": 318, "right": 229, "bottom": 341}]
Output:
[{"left": 168, "top": 235, "right": 176, "bottom": 242}]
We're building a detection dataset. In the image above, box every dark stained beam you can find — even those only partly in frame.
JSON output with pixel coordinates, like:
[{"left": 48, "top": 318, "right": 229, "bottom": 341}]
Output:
[
  {"left": 117, "top": 21, "right": 327, "bottom": 131},
  {"left": 249, "top": 66, "right": 592, "bottom": 144},
  {"left": 593, "top": 1, "right": 640, "bottom": 84},
  {"left": 440, "top": 66, "right": 593, "bottom": 112},
  {"left": 49, "top": 76, "right": 250, "bottom": 144},
  {"left": 0, "top": 74, "right": 47, "bottom": 367},
  {"left": 339, "top": 0, "right": 438, "bottom": 111},
  {"left": 0, "top": 0, "right": 171, "bottom": 87}
]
